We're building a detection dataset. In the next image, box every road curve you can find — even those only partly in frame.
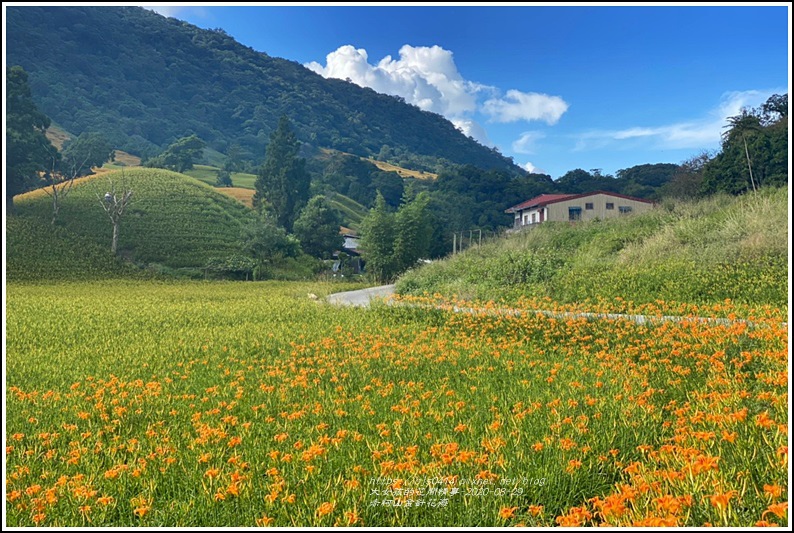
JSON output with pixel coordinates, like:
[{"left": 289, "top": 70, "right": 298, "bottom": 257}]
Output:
[{"left": 326, "top": 284, "right": 395, "bottom": 307}]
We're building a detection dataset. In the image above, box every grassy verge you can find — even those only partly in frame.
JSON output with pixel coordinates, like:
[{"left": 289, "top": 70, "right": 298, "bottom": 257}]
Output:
[{"left": 396, "top": 188, "right": 788, "bottom": 311}]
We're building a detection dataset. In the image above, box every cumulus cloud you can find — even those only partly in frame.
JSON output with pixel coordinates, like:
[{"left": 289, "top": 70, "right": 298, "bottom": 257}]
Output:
[
  {"left": 512, "top": 131, "right": 545, "bottom": 154},
  {"left": 452, "top": 118, "right": 494, "bottom": 147},
  {"left": 483, "top": 90, "right": 569, "bottom": 124},
  {"left": 574, "top": 89, "right": 783, "bottom": 151},
  {"left": 306, "top": 44, "right": 569, "bottom": 149},
  {"left": 306, "top": 44, "right": 480, "bottom": 118},
  {"left": 144, "top": 6, "right": 209, "bottom": 19},
  {"left": 521, "top": 161, "right": 545, "bottom": 174}
]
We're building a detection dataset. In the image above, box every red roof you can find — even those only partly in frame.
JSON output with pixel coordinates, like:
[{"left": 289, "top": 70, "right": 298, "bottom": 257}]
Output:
[
  {"left": 505, "top": 194, "right": 575, "bottom": 213},
  {"left": 506, "top": 190, "right": 654, "bottom": 213}
]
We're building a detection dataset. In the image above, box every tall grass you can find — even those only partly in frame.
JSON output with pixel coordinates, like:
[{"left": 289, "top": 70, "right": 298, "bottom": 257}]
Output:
[{"left": 396, "top": 188, "right": 788, "bottom": 309}]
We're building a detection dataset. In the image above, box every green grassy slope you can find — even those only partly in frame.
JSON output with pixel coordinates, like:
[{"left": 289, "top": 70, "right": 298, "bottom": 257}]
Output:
[
  {"left": 6, "top": 217, "right": 144, "bottom": 281},
  {"left": 396, "top": 188, "right": 789, "bottom": 308},
  {"left": 13, "top": 168, "right": 257, "bottom": 271},
  {"left": 183, "top": 165, "right": 258, "bottom": 189},
  {"left": 327, "top": 193, "right": 369, "bottom": 230}
]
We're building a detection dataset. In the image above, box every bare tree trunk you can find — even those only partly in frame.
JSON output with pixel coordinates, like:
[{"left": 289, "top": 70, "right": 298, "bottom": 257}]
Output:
[
  {"left": 51, "top": 191, "right": 59, "bottom": 225},
  {"left": 743, "top": 134, "right": 757, "bottom": 192},
  {"left": 111, "top": 221, "right": 119, "bottom": 254}
]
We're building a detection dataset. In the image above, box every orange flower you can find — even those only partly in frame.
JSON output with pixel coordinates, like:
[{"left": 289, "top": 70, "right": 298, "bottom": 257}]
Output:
[
  {"left": 532, "top": 442, "right": 543, "bottom": 452},
  {"left": 708, "top": 491, "right": 737, "bottom": 511},
  {"left": 256, "top": 515, "right": 274, "bottom": 526},
  {"left": 97, "top": 496, "right": 114, "bottom": 506},
  {"left": 79, "top": 505, "right": 92, "bottom": 515},
  {"left": 204, "top": 468, "right": 220, "bottom": 479},
  {"left": 499, "top": 506, "right": 519, "bottom": 519},
  {"left": 764, "top": 484, "right": 784, "bottom": 499},
  {"left": 566, "top": 459, "right": 583, "bottom": 473},
  {"left": 32, "top": 513, "right": 46, "bottom": 525},
  {"left": 763, "top": 502, "right": 788, "bottom": 519},
  {"left": 528, "top": 505, "right": 544, "bottom": 516},
  {"left": 721, "top": 431, "right": 737, "bottom": 443},
  {"left": 317, "top": 501, "right": 335, "bottom": 517},
  {"left": 344, "top": 510, "right": 360, "bottom": 525},
  {"left": 133, "top": 506, "right": 150, "bottom": 518}
]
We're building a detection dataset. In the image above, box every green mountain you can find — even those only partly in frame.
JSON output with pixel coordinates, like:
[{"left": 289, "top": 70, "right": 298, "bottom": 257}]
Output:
[{"left": 6, "top": 6, "right": 518, "bottom": 172}]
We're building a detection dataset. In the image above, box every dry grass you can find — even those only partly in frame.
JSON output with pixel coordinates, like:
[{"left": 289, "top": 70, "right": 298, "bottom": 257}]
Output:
[
  {"left": 112, "top": 150, "right": 142, "bottom": 167},
  {"left": 365, "top": 158, "right": 437, "bottom": 180},
  {"left": 44, "top": 125, "right": 72, "bottom": 150},
  {"left": 217, "top": 186, "right": 255, "bottom": 208},
  {"left": 318, "top": 148, "right": 437, "bottom": 180}
]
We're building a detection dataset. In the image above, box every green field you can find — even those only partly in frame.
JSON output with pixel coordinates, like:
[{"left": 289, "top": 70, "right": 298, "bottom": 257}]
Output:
[
  {"left": 11, "top": 169, "right": 257, "bottom": 272},
  {"left": 183, "top": 165, "right": 258, "bottom": 190},
  {"left": 5, "top": 281, "right": 788, "bottom": 527}
]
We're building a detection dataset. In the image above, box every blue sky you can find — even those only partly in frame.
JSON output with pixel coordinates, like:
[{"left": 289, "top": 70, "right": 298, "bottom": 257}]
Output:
[{"left": 146, "top": 3, "right": 790, "bottom": 179}]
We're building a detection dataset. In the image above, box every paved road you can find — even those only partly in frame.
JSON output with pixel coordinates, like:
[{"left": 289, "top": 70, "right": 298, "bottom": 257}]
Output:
[{"left": 326, "top": 284, "right": 395, "bottom": 307}]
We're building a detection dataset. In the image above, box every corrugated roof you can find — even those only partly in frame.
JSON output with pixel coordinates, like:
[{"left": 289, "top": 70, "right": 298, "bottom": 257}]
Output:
[
  {"left": 506, "top": 191, "right": 655, "bottom": 213},
  {"left": 505, "top": 194, "right": 575, "bottom": 213}
]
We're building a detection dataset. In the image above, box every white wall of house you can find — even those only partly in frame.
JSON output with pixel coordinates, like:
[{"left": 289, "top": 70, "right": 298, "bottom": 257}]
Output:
[
  {"left": 546, "top": 194, "right": 653, "bottom": 222},
  {"left": 515, "top": 207, "right": 546, "bottom": 227}
]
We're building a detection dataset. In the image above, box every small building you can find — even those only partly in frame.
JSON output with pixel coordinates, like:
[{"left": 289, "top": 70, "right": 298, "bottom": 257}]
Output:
[
  {"left": 506, "top": 191, "right": 654, "bottom": 229},
  {"left": 333, "top": 227, "right": 363, "bottom": 274}
]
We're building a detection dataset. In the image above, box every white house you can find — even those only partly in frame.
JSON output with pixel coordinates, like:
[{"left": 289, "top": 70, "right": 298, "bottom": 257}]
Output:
[{"left": 506, "top": 191, "right": 655, "bottom": 229}]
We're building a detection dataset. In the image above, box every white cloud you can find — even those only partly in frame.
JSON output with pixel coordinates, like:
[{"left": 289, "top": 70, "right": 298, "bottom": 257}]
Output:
[
  {"left": 482, "top": 89, "right": 569, "bottom": 124},
  {"left": 143, "top": 6, "right": 209, "bottom": 19},
  {"left": 452, "top": 119, "right": 494, "bottom": 147},
  {"left": 306, "top": 44, "right": 479, "bottom": 118},
  {"left": 574, "top": 89, "right": 784, "bottom": 151},
  {"left": 521, "top": 161, "right": 545, "bottom": 174},
  {"left": 306, "top": 44, "right": 569, "bottom": 149},
  {"left": 512, "top": 131, "right": 545, "bottom": 154}
]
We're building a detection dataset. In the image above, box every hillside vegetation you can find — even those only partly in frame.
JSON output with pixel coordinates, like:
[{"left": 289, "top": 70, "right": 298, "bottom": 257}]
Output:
[
  {"left": 6, "top": 217, "right": 144, "bottom": 281},
  {"left": 396, "top": 187, "right": 788, "bottom": 308},
  {"left": 12, "top": 168, "right": 257, "bottom": 273},
  {"left": 6, "top": 6, "right": 517, "bottom": 172}
]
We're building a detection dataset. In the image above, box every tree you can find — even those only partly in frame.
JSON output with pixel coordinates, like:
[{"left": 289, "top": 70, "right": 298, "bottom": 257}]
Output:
[
  {"left": 239, "top": 217, "right": 301, "bottom": 279},
  {"left": 61, "top": 132, "right": 115, "bottom": 178},
  {"left": 6, "top": 65, "right": 56, "bottom": 215},
  {"left": 254, "top": 116, "right": 310, "bottom": 231},
  {"left": 40, "top": 132, "right": 116, "bottom": 225},
  {"left": 95, "top": 175, "right": 134, "bottom": 254},
  {"left": 660, "top": 152, "right": 712, "bottom": 199},
  {"left": 293, "top": 196, "right": 344, "bottom": 259},
  {"left": 393, "top": 190, "right": 433, "bottom": 272},
  {"left": 359, "top": 192, "right": 397, "bottom": 282},
  {"left": 216, "top": 169, "right": 233, "bottom": 187},
  {"left": 145, "top": 134, "right": 205, "bottom": 172},
  {"left": 701, "top": 94, "right": 788, "bottom": 195}
]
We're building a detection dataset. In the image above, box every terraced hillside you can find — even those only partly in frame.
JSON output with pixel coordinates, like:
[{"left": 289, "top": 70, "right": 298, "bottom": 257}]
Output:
[{"left": 11, "top": 168, "right": 257, "bottom": 273}]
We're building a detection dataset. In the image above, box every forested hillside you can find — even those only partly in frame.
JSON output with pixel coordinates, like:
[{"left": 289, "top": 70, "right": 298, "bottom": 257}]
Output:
[{"left": 6, "top": 6, "right": 517, "bottom": 171}]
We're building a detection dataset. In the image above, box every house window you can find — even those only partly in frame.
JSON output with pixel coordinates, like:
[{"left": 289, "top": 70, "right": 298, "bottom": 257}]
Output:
[
  {"left": 531, "top": 212, "right": 538, "bottom": 223},
  {"left": 619, "top": 206, "right": 632, "bottom": 214},
  {"left": 568, "top": 207, "right": 582, "bottom": 221},
  {"left": 585, "top": 202, "right": 594, "bottom": 210},
  {"left": 606, "top": 202, "right": 614, "bottom": 210}
]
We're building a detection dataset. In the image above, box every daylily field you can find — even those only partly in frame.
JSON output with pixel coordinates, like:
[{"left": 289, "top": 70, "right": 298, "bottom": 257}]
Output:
[{"left": 4, "top": 281, "right": 788, "bottom": 527}]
